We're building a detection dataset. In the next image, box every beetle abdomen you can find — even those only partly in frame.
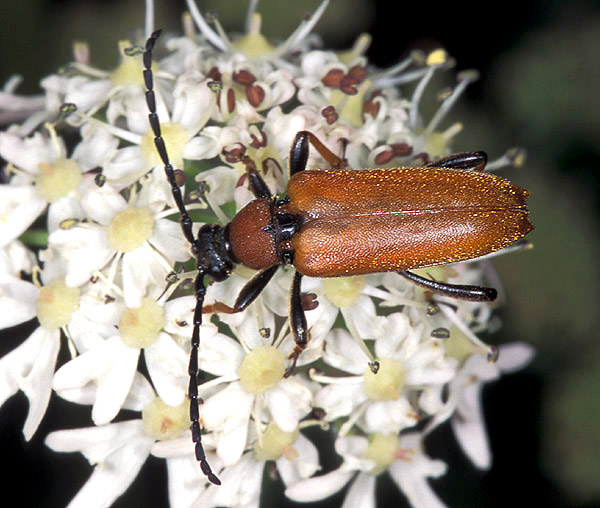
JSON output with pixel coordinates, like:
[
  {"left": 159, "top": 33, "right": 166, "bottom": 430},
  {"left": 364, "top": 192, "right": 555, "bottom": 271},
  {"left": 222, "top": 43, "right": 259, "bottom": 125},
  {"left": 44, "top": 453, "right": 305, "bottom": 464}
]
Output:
[{"left": 287, "top": 168, "right": 532, "bottom": 277}]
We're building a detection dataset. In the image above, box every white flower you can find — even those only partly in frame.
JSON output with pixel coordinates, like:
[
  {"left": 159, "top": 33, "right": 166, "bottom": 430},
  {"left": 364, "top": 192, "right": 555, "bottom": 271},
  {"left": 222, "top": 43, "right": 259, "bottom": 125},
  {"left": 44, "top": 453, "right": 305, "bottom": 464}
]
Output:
[
  {"left": 48, "top": 180, "right": 189, "bottom": 308},
  {"left": 424, "top": 341, "right": 535, "bottom": 469},
  {"left": 198, "top": 424, "right": 320, "bottom": 508},
  {"left": 313, "top": 314, "right": 456, "bottom": 435},
  {"left": 196, "top": 328, "right": 314, "bottom": 466},
  {"left": 46, "top": 375, "right": 210, "bottom": 508},
  {"left": 286, "top": 432, "right": 448, "bottom": 508},
  {"left": 53, "top": 295, "right": 194, "bottom": 425}
]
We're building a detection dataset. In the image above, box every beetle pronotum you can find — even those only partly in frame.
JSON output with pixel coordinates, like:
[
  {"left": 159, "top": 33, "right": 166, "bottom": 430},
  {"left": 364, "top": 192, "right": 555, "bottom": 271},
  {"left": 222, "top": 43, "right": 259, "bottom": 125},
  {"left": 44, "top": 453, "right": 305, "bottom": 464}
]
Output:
[{"left": 142, "top": 30, "right": 532, "bottom": 486}]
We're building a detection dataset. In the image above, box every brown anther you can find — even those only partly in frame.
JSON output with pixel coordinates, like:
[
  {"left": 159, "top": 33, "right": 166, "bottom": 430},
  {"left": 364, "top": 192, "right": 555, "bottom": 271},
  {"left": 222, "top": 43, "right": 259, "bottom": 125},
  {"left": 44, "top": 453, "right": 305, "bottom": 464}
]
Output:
[
  {"left": 347, "top": 65, "right": 367, "bottom": 83},
  {"left": 391, "top": 143, "right": 413, "bottom": 157},
  {"left": 236, "top": 173, "right": 248, "bottom": 188},
  {"left": 221, "top": 143, "right": 247, "bottom": 163},
  {"left": 363, "top": 94, "right": 381, "bottom": 119},
  {"left": 339, "top": 75, "right": 359, "bottom": 95},
  {"left": 262, "top": 157, "right": 283, "bottom": 176},
  {"left": 226, "top": 88, "right": 236, "bottom": 113},
  {"left": 250, "top": 130, "right": 267, "bottom": 149},
  {"left": 233, "top": 69, "right": 257, "bottom": 86},
  {"left": 412, "top": 153, "right": 430, "bottom": 165},
  {"left": 301, "top": 293, "right": 319, "bottom": 311},
  {"left": 375, "top": 149, "right": 395, "bottom": 165},
  {"left": 321, "top": 105, "right": 338, "bottom": 125},
  {"left": 246, "top": 84, "right": 265, "bottom": 107},
  {"left": 321, "top": 68, "right": 345, "bottom": 87},
  {"left": 207, "top": 66, "right": 222, "bottom": 81}
]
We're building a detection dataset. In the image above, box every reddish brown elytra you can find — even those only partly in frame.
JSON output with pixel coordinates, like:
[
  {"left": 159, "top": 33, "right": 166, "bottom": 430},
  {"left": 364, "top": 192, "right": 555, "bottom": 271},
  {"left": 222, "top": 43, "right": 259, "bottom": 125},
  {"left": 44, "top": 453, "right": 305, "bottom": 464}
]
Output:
[{"left": 142, "top": 30, "right": 533, "bottom": 486}]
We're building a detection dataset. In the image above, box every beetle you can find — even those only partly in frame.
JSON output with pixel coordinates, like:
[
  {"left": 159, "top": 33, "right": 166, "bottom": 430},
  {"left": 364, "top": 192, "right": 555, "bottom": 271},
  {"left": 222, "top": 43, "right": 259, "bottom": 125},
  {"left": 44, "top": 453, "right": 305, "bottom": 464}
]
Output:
[{"left": 142, "top": 30, "right": 532, "bottom": 485}]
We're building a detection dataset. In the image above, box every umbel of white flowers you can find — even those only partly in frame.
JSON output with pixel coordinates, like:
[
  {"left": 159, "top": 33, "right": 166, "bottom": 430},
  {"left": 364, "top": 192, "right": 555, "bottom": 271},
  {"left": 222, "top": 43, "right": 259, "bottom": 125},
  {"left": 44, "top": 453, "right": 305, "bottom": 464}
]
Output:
[{"left": 0, "top": 1, "right": 534, "bottom": 507}]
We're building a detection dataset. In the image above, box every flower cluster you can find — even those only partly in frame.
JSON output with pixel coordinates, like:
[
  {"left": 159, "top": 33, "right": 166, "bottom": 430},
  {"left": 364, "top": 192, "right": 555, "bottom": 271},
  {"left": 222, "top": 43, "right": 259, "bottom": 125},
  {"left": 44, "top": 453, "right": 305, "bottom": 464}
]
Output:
[{"left": 0, "top": 1, "right": 534, "bottom": 507}]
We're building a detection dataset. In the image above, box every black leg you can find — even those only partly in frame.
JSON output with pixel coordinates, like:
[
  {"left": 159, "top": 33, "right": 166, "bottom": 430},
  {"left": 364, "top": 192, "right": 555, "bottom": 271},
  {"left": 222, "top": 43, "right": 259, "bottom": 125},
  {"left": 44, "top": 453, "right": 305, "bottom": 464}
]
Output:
[
  {"left": 398, "top": 270, "right": 497, "bottom": 302},
  {"left": 426, "top": 151, "right": 488, "bottom": 172},
  {"left": 285, "top": 270, "right": 309, "bottom": 377},
  {"left": 240, "top": 154, "right": 273, "bottom": 199},
  {"left": 289, "top": 130, "right": 347, "bottom": 176},
  {"left": 202, "top": 265, "right": 280, "bottom": 315}
]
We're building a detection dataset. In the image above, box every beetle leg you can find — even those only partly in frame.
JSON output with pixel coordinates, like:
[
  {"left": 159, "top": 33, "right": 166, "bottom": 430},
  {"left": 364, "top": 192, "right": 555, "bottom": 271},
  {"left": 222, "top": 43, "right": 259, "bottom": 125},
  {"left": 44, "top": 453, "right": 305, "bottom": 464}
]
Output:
[
  {"left": 289, "top": 131, "right": 348, "bottom": 175},
  {"left": 202, "top": 265, "right": 279, "bottom": 314},
  {"left": 285, "top": 270, "right": 309, "bottom": 377},
  {"left": 240, "top": 155, "right": 273, "bottom": 199},
  {"left": 399, "top": 270, "right": 497, "bottom": 302},
  {"left": 426, "top": 151, "right": 488, "bottom": 172}
]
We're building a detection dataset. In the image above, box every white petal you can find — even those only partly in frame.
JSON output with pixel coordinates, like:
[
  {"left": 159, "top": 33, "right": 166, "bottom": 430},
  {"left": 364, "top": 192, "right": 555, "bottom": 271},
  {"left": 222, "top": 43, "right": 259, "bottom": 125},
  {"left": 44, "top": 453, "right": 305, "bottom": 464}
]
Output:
[
  {"left": 103, "top": 145, "right": 150, "bottom": 182},
  {"left": 145, "top": 332, "right": 187, "bottom": 407},
  {"left": 172, "top": 78, "right": 215, "bottom": 133},
  {"left": 183, "top": 135, "right": 221, "bottom": 161},
  {"left": 46, "top": 420, "right": 154, "bottom": 508},
  {"left": 0, "top": 131, "right": 57, "bottom": 171},
  {"left": 198, "top": 453, "right": 262, "bottom": 508},
  {"left": 0, "top": 275, "right": 38, "bottom": 328},
  {"left": 72, "top": 122, "right": 119, "bottom": 171},
  {"left": 166, "top": 455, "right": 207, "bottom": 508},
  {"left": 285, "top": 468, "right": 354, "bottom": 502},
  {"left": 149, "top": 218, "right": 190, "bottom": 263},
  {"left": 342, "top": 472, "right": 376, "bottom": 508},
  {"left": 121, "top": 246, "right": 166, "bottom": 308},
  {"left": 0, "top": 327, "right": 60, "bottom": 439},
  {"left": 49, "top": 227, "right": 113, "bottom": 287},
  {"left": 497, "top": 342, "right": 536, "bottom": 372},
  {"left": 47, "top": 196, "right": 85, "bottom": 234},
  {"left": 53, "top": 336, "right": 139, "bottom": 425},
  {"left": 322, "top": 328, "right": 371, "bottom": 375},
  {"left": 266, "top": 379, "right": 312, "bottom": 433},
  {"left": 388, "top": 433, "right": 448, "bottom": 508},
  {"left": 79, "top": 183, "right": 127, "bottom": 226},
  {"left": 202, "top": 382, "right": 253, "bottom": 465},
  {"left": 363, "top": 398, "right": 417, "bottom": 434},
  {"left": 198, "top": 330, "right": 244, "bottom": 376},
  {"left": 277, "top": 433, "right": 320, "bottom": 485},
  {"left": 0, "top": 185, "right": 46, "bottom": 247},
  {"left": 452, "top": 382, "right": 491, "bottom": 469},
  {"left": 314, "top": 382, "right": 364, "bottom": 421}
]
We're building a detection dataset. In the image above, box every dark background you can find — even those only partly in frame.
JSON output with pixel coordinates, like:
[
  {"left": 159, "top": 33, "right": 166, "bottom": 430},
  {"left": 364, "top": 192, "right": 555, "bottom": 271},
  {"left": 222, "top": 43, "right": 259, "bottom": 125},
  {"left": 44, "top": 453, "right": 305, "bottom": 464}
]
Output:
[{"left": 1, "top": 0, "right": 600, "bottom": 506}]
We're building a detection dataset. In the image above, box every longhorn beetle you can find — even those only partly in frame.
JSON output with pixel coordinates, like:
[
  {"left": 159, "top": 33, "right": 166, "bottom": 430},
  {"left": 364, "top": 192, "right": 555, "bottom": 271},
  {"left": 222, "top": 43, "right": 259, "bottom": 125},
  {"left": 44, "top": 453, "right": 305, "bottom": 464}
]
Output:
[{"left": 142, "top": 30, "right": 533, "bottom": 485}]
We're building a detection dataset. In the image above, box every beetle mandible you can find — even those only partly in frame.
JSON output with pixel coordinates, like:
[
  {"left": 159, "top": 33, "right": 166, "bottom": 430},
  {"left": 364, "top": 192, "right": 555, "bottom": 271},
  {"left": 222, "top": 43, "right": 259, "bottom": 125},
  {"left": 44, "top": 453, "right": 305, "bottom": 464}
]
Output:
[{"left": 142, "top": 30, "right": 533, "bottom": 486}]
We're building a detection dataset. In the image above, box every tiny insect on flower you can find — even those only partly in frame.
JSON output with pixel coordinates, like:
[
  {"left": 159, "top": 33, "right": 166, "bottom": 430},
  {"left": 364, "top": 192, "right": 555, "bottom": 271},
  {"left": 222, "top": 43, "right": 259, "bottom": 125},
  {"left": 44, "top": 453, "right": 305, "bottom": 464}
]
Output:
[{"left": 142, "top": 29, "right": 533, "bottom": 486}]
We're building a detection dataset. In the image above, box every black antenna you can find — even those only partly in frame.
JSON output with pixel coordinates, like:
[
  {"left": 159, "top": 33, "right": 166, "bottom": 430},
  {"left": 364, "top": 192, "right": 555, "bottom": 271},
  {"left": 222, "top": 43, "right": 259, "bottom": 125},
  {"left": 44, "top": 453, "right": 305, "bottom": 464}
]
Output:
[{"left": 143, "top": 29, "right": 221, "bottom": 486}]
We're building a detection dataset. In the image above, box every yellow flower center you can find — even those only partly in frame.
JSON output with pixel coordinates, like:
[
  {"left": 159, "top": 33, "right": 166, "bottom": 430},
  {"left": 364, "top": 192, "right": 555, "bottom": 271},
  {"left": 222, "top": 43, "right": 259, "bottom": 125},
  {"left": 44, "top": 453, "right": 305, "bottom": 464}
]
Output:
[
  {"left": 142, "top": 397, "right": 189, "bottom": 440},
  {"left": 366, "top": 433, "right": 400, "bottom": 475},
  {"left": 253, "top": 422, "right": 300, "bottom": 462},
  {"left": 110, "top": 40, "right": 147, "bottom": 87},
  {"left": 232, "top": 13, "right": 275, "bottom": 57},
  {"left": 106, "top": 207, "right": 154, "bottom": 253},
  {"left": 322, "top": 276, "right": 365, "bottom": 308},
  {"left": 237, "top": 345, "right": 285, "bottom": 394},
  {"left": 35, "top": 277, "right": 80, "bottom": 331},
  {"left": 119, "top": 297, "right": 165, "bottom": 349},
  {"left": 35, "top": 159, "right": 81, "bottom": 203},
  {"left": 363, "top": 357, "right": 405, "bottom": 401}
]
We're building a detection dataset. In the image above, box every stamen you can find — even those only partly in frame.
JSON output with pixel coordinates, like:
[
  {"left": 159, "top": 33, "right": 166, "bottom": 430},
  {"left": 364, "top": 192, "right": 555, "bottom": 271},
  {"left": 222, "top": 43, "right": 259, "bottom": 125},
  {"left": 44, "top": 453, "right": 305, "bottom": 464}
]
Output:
[{"left": 185, "top": 0, "right": 227, "bottom": 51}]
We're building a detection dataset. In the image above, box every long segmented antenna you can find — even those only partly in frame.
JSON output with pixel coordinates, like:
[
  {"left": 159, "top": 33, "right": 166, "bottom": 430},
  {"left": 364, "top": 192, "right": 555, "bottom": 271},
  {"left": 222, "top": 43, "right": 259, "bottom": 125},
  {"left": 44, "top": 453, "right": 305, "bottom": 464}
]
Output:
[{"left": 143, "top": 29, "right": 221, "bottom": 486}]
